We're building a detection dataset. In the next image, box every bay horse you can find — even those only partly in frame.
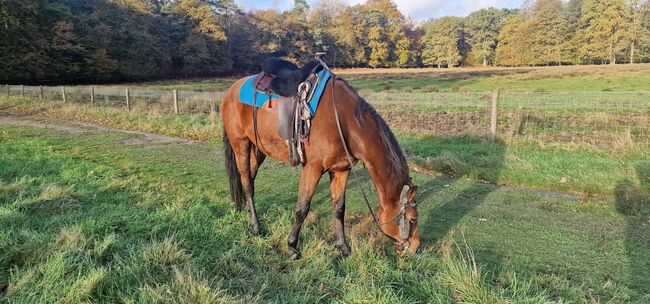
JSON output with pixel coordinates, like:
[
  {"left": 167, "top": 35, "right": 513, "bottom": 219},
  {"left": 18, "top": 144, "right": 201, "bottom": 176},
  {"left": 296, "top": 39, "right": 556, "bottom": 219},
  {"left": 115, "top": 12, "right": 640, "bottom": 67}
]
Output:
[{"left": 221, "top": 59, "right": 420, "bottom": 258}]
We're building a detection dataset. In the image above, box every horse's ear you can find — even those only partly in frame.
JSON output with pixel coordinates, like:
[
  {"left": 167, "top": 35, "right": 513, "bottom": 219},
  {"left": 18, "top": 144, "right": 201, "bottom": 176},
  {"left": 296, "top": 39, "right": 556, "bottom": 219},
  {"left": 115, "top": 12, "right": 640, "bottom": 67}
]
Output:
[
  {"left": 400, "top": 185, "right": 409, "bottom": 204},
  {"left": 407, "top": 186, "right": 417, "bottom": 202}
]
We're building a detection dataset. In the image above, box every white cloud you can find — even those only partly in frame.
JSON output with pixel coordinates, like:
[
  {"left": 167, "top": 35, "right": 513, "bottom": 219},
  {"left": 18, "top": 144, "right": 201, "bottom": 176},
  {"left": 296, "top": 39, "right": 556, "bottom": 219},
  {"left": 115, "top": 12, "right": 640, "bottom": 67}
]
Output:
[{"left": 378, "top": 0, "right": 522, "bottom": 20}]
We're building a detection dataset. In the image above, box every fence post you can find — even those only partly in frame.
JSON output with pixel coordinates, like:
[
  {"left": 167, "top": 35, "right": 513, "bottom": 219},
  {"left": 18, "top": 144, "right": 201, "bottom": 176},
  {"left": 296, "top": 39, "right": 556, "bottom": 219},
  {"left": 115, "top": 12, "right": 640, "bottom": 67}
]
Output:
[
  {"left": 20, "top": 85, "right": 24, "bottom": 97},
  {"left": 40, "top": 86, "right": 44, "bottom": 100},
  {"left": 91, "top": 86, "right": 95, "bottom": 104},
  {"left": 210, "top": 102, "right": 217, "bottom": 117},
  {"left": 173, "top": 90, "right": 179, "bottom": 114},
  {"left": 490, "top": 89, "right": 500, "bottom": 140},
  {"left": 5, "top": 84, "right": 8, "bottom": 96},
  {"left": 126, "top": 88, "right": 130, "bottom": 111},
  {"left": 61, "top": 86, "right": 66, "bottom": 103}
]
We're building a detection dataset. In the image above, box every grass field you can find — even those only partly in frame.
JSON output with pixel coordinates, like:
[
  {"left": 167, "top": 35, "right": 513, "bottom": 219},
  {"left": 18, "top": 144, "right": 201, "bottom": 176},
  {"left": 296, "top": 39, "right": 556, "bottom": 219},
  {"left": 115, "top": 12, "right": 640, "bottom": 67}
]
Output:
[
  {"left": 1, "top": 64, "right": 650, "bottom": 302},
  {"left": 1, "top": 120, "right": 649, "bottom": 303},
  {"left": 134, "top": 64, "right": 650, "bottom": 93}
]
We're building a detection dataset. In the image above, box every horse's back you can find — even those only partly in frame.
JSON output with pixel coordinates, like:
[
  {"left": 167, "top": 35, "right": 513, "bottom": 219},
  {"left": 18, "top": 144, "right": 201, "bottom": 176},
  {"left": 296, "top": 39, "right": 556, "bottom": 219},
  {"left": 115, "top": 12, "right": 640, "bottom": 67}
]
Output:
[{"left": 222, "top": 77, "right": 248, "bottom": 110}]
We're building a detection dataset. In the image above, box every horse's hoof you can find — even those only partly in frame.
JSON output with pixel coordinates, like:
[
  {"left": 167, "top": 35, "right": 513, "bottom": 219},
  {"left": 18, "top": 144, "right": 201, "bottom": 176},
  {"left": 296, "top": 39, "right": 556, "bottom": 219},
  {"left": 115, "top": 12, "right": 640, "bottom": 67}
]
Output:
[
  {"left": 340, "top": 245, "right": 351, "bottom": 257},
  {"left": 287, "top": 249, "right": 300, "bottom": 260},
  {"left": 251, "top": 224, "right": 262, "bottom": 236}
]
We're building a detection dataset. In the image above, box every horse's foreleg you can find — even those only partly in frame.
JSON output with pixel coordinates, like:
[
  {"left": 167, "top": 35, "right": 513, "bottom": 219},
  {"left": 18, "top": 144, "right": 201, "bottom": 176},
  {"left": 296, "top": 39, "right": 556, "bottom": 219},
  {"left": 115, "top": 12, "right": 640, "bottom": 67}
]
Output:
[
  {"left": 233, "top": 139, "right": 262, "bottom": 235},
  {"left": 329, "top": 170, "right": 351, "bottom": 257},
  {"left": 287, "top": 164, "right": 323, "bottom": 260}
]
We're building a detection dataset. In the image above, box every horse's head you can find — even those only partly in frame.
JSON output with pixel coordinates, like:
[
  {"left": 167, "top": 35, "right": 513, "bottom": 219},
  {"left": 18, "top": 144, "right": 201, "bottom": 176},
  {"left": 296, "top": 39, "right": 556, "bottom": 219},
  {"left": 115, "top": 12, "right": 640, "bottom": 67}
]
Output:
[{"left": 378, "top": 184, "right": 420, "bottom": 253}]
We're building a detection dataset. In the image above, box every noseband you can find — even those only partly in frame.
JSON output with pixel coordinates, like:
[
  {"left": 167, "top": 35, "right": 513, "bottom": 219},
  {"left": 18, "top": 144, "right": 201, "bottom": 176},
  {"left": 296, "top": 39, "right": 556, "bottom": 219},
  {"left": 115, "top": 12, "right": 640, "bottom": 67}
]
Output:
[{"left": 379, "top": 185, "right": 417, "bottom": 249}]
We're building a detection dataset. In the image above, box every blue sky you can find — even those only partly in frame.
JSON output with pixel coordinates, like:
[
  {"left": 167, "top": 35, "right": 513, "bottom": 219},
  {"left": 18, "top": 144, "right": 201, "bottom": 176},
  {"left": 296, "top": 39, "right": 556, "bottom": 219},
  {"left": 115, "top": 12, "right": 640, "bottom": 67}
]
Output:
[{"left": 234, "top": 0, "right": 525, "bottom": 20}]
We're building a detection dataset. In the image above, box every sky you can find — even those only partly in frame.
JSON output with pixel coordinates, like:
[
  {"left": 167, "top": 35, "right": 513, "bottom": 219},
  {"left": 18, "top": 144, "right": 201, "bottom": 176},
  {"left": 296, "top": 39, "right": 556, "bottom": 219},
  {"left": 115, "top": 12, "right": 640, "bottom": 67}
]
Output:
[{"left": 234, "top": 0, "right": 525, "bottom": 20}]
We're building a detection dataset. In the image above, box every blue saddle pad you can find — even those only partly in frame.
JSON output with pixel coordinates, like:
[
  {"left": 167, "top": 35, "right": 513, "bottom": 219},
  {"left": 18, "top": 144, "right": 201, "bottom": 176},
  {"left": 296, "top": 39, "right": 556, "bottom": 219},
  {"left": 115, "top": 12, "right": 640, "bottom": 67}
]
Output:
[{"left": 238, "top": 70, "right": 332, "bottom": 116}]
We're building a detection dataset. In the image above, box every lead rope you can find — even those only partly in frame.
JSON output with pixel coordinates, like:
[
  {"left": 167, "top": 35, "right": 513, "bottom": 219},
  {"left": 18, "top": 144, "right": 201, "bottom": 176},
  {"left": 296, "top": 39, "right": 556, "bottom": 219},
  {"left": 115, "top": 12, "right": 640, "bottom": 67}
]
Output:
[{"left": 329, "top": 76, "right": 395, "bottom": 241}]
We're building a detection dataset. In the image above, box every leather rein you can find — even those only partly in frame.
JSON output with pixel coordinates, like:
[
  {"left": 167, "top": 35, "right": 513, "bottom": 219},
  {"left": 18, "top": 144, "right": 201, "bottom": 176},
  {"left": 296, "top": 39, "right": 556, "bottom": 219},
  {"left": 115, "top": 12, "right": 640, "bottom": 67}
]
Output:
[{"left": 326, "top": 65, "right": 416, "bottom": 251}]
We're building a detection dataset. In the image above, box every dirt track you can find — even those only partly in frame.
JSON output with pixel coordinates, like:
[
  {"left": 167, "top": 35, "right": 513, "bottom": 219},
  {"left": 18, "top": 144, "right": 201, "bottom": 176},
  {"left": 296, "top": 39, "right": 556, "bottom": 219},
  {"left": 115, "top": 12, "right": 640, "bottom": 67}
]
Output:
[{"left": 0, "top": 111, "right": 198, "bottom": 145}]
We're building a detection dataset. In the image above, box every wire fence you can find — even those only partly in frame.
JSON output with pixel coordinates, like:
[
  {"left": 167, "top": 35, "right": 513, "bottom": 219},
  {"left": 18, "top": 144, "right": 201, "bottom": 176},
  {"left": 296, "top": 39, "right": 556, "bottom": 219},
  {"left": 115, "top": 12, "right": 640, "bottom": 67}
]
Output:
[
  {"left": 366, "top": 91, "right": 650, "bottom": 149},
  {"left": 3, "top": 84, "right": 225, "bottom": 115},
  {"left": 3, "top": 84, "right": 650, "bottom": 149}
]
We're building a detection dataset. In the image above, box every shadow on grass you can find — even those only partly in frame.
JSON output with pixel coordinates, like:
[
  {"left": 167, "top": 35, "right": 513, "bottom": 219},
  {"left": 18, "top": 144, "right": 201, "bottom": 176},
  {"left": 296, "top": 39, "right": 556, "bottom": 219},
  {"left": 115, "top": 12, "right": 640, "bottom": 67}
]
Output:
[
  {"left": 402, "top": 135, "right": 506, "bottom": 244},
  {"left": 615, "top": 161, "right": 650, "bottom": 298},
  {"left": 346, "top": 135, "right": 506, "bottom": 246}
]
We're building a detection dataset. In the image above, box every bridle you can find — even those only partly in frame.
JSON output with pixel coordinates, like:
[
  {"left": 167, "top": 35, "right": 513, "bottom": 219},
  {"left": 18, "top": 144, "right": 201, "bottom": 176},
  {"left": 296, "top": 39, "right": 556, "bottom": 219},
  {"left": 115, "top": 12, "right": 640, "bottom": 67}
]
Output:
[{"left": 322, "top": 56, "right": 417, "bottom": 251}]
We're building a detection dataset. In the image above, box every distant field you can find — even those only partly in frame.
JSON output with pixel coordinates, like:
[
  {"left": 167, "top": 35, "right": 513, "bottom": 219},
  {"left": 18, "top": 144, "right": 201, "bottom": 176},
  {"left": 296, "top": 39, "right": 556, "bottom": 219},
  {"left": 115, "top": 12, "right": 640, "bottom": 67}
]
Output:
[{"left": 133, "top": 64, "right": 650, "bottom": 93}]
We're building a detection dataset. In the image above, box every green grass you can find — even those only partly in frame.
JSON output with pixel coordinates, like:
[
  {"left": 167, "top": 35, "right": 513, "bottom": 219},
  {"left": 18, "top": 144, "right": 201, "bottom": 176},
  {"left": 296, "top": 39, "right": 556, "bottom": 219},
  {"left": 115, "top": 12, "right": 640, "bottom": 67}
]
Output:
[
  {"left": 1, "top": 124, "right": 649, "bottom": 302},
  {"left": 134, "top": 78, "right": 238, "bottom": 92},
  {"left": 400, "top": 134, "right": 649, "bottom": 197},
  {"left": 341, "top": 64, "right": 650, "bottom": 93}
]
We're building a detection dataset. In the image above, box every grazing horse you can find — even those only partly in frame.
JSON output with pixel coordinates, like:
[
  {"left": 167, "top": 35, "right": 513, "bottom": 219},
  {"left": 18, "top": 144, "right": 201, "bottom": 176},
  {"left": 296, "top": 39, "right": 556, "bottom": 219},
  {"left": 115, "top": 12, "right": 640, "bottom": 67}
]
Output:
[{"left": 221, "top": 59, "right": 420, "bottom": 258}]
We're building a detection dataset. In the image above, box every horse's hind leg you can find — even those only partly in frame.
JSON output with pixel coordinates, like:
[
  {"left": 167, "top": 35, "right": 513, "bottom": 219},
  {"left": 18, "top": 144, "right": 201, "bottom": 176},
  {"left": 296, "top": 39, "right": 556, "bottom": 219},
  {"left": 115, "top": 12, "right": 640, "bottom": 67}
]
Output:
[
  {"left": 233, "top": 139, "right": 262, "bottom": 235},
  {"left": 250, "top": 146, "right": 266, "bottom": 179},
  {"left": 287, "top": 163, "right": 323, "bottom": 260},
  {"left": 329, "top": 170, "right": 351, "bottom": 257}
]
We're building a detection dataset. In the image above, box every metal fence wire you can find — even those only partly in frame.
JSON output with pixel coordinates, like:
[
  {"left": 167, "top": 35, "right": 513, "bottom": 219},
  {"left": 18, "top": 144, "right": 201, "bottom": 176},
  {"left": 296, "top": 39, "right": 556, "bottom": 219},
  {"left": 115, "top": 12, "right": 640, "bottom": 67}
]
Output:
[{"left": 3, "top": 84, "right": 649, "bottom": 149}]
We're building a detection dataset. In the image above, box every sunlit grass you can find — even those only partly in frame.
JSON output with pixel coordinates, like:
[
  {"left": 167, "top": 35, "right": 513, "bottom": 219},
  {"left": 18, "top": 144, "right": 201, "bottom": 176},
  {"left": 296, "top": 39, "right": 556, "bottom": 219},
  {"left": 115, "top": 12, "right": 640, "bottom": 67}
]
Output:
[{"left": 0, "top": 125, "right": 648, "bottom": 302}]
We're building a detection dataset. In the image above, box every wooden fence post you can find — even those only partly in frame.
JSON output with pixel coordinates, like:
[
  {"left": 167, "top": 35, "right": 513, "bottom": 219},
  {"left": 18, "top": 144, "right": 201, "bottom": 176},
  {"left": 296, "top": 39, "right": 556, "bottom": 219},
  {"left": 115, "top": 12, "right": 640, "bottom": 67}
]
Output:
[
  {"left": 20, "top": 85, "right": 24, "bottom": 97},
  {"left": 490, "top": 89, "right": 500, "bottom": 140},
  {"left": 91, "top": 86, "right": 95, "bottom": 104},
  {"left": 61, "top": 86, "right": 66, "bottom": 103},
  {"left": 126, "top": 88, "right": 130, "bottom": 111},
  {"left": 210, "top": 102, "right": 217, "bottom": 116},
  {"left": 173, "top": 90, "right": 179, "bottom": 114},
  {"left": 5, "top": 84, "right": 8, "bottom": 96},
  {"left": 40, "top": 86, "right": 44, "bottom": 100}
]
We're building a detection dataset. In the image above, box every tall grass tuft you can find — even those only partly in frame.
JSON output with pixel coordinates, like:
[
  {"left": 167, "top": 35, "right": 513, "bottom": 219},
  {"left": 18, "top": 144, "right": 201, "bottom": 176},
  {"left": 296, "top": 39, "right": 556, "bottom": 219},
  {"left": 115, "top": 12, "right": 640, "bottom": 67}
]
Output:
[{"left": 438, "top": 229, "right": 501, "bottom": 303}]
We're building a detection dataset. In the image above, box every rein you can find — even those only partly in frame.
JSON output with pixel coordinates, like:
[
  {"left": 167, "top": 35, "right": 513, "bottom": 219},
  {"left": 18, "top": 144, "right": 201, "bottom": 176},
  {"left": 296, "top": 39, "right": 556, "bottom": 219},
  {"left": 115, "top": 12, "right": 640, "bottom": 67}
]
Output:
[{"left": 328, "top": 74, "right": 415, "bottom": 250}]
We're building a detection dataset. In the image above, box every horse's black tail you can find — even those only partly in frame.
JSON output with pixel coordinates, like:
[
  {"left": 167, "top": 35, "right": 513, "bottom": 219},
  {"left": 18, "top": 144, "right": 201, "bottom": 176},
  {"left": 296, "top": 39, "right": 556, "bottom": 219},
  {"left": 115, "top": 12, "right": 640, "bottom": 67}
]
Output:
[{"left": 223, "top": 129, "right": 244, "bottom": 211}]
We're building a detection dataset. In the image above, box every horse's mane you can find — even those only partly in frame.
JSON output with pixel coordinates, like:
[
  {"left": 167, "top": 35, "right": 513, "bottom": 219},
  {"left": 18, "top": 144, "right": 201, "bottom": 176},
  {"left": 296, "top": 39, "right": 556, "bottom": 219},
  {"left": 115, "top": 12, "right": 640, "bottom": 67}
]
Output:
[{"left": 337, "top": 78, "right": 410, "bottom": 184}]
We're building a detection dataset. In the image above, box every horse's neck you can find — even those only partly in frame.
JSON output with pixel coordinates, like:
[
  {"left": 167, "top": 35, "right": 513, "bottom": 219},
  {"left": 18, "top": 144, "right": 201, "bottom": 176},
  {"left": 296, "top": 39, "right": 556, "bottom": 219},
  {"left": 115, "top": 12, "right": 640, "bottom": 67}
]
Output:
[{"left": 355, "top": 128, "right": 404, "bottom": 209}]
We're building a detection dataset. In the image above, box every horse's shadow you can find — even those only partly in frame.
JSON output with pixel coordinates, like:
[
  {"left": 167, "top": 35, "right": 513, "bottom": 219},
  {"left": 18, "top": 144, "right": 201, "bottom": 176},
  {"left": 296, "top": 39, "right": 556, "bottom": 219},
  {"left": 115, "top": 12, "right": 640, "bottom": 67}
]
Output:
[
  {"left": 413, "top": 136, "right": 506, "bottom": 246},
  {"left": 345, "top": 135, "right": 506, "bottom": 247},
  {"left": 614, "top": 160, "right": 650, "bottom": 298}
]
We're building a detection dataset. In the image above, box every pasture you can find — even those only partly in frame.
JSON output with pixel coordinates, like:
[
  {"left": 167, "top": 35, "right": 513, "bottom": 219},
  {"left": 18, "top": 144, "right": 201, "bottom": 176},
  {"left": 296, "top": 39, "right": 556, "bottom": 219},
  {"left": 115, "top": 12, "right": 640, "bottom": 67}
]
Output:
[
  {"left": 0, "top": 115, "right": 648, "bottom": 303},
  {"left": 136, "top": 64, "right": 650, "bottom": 93},
  {"left": 1, "top": 64, "right": 650, "bottom": 302}
]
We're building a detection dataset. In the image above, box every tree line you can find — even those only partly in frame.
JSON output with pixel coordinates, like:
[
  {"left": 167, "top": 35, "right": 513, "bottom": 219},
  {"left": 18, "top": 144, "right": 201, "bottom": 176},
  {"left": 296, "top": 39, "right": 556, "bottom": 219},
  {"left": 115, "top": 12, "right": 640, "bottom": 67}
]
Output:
[
  {"left": 1, "top": 0, "right": 649, "bottom": 84},
  {"left": 428, "top": 0, "right": 650, "bottom": 67}
]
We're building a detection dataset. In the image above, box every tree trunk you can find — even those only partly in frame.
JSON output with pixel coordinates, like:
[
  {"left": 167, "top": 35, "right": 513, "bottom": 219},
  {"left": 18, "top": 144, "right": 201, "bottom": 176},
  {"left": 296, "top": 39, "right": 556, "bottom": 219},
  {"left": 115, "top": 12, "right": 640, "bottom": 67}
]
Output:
[
  {"left": 609, "top": 35, "right": 616, "bottom": 65},
  {"left": 483, "top": 57, "right": 488, "bottom": 67},
  {"left": 630, "top": 41, "right": 635, "bottom": 64}
]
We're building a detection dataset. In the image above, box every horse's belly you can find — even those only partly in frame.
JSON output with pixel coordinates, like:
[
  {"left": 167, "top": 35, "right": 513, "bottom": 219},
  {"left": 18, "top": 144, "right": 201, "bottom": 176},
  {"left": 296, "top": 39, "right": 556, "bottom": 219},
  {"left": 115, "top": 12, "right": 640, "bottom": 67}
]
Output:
[{"left": 247, "top": 111, "right": 291, "bottom": 164}]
